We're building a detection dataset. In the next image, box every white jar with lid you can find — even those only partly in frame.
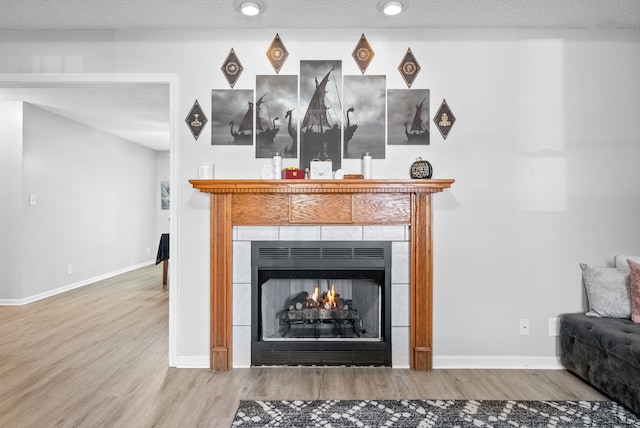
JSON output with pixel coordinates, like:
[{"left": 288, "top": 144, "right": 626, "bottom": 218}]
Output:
[
  {"left": 362, "top": 152, "right": 372, "bottom": 179},
  {"left": 272, "top": 152, "right": 282, "bottom": 179}
]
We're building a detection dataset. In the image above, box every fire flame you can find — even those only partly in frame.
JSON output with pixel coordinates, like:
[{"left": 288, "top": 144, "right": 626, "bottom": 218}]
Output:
[
  {"left": 326, "top": 283, "right": 336, "bottom": 308},
  {"left": 305, "top": 283, "right": 339, "bottom": 310}
]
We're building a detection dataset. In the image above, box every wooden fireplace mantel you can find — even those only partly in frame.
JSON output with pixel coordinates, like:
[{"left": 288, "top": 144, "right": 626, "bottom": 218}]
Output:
[{"left": 189, "top": 178, "right": 454, "bottom": 371}]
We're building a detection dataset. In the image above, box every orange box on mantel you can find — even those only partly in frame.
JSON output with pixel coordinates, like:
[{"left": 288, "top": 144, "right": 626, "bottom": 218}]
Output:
[{"left": 282, "top": 168, "right": 305, "bottom": 179}]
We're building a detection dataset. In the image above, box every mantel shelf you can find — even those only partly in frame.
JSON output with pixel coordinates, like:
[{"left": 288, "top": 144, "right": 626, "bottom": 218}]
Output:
[
  {"left": 190, "top": 178, "right": 454, "bottom": 371},
  {"left": 189, "top": 178, "right": 455, "bottom": 194}
]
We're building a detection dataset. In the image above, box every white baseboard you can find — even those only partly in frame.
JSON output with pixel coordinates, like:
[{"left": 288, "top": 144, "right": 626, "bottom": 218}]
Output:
[
  {"left": 0, "top": 260, "right": 155, "bottom": 306},
  {"left": 433, "top": 355, "right": 563, "bottom": 370},
  {"left": 174, "top": 355, "right": 210, "bottom": 368}
]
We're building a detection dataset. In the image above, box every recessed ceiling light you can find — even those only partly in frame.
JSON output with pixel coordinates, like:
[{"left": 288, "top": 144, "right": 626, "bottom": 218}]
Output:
[
  {"left": 241, "top": 2, "right": 260, "bottom": 15},
  {"left": 234, "top": 0, "right": 266, "bottom": 16},
  {"left": 378, "top": 1, "right": 405, "bottom": 16}
]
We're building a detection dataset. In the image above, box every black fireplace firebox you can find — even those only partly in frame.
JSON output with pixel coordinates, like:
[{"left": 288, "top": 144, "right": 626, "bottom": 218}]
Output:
[{"left": 251, "top": 241, "right": 392, "bottom": 366}]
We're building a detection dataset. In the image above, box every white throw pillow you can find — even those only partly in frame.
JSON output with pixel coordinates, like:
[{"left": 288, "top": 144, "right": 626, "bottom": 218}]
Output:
[
  {"left": 615, "top": 255, "right": 640, "bottom": 274},
  {"left": 580, "top": 263, "right": 630, "bottom": 318}
]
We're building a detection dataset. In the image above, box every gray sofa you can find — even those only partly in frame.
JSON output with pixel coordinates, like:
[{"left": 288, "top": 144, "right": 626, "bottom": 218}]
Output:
[
  {"left": 559, "top": 255, "right": 640, "bottom": 415},
  {"left": 560, "top": 313, "right": 640, "bottom": 415}
]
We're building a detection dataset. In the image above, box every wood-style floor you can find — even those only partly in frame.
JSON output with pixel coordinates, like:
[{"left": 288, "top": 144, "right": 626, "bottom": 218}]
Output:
[{"left": 0, "top": 264, "right": 606, "bottom": 427}]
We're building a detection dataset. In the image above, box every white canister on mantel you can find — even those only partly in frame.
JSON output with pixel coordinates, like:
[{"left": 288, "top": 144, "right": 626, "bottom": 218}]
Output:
[
  {"left": 198, "top": 163, "right": 215, "bottom": 179},
  {"left": 272, "top": 152, "right": 282, "bottom": 180},
  {"left": 362, "top": 152, "right": 372, "bottom": 179}
]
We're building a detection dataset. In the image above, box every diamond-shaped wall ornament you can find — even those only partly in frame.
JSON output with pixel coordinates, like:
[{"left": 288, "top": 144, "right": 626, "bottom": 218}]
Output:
[
  {"left": 398, "top": 48, "right": 421, "bottom": 88},
  {"left": 185, "top": 99, "right": 208, "bottom": 141},
  {"left": 266, "top": 33, "right": 289, "bottom": 74},
  {"left": 221, "top": 48, "right": 244, "bottom": 88},
  {"left": 352, "top": 33, "right": 375, "bottom": 74},
  {"left": 433, "top": 98, "right": 456, "bottom": 140}
]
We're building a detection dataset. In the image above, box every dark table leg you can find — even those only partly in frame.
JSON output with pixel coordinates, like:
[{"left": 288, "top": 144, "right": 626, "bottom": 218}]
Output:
[{"left": 163, "top": 260, "right": 168, "bottom": 287}]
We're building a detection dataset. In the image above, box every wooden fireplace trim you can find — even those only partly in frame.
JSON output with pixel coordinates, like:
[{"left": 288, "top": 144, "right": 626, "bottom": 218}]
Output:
[{"left": 189, "top": 179, "right": 455, "bottom": 371}]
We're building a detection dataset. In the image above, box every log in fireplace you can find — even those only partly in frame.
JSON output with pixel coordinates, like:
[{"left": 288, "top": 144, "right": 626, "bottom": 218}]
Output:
[
  {"left": 189, "top": 179, "right": 454, "bottom": 371},
  {"left": 252, "top": 241, "right": 392, "bottom": 366}
]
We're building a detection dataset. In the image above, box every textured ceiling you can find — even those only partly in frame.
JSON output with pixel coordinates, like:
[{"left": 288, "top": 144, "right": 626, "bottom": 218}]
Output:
[
  {"left": 1, "top": 1, "right": 639, "bottom": 151},
  {"left": 0, "top": 85, "right": 171, "bottom": 151},
  {"left": 1, "top": 0, "right": 640, "bottom": 30}
]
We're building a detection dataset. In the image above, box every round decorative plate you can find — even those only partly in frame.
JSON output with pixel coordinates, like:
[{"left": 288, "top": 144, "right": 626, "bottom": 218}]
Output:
[{"left": 261, "top": 164, "right": 274, "bottom": 179}]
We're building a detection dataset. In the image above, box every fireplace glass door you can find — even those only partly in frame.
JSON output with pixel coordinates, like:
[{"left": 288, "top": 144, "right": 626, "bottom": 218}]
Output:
[{"left": 260, "top": 274, "right": 382, "bottom": 341}]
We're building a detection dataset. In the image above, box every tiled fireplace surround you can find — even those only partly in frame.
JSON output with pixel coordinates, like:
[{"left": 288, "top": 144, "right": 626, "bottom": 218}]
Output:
[{"left": 231, "top": 224, "right": 410, "bottom": 367}]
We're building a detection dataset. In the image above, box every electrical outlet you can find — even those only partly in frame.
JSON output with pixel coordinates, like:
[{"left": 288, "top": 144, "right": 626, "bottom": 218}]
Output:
[
  {"left": 29, "top": 194, "right": 37, "bottom": 206},
  {"left": 147, "top": 247, "right": 151, "bottom": 254},
  {"left": 519, "top": 318, "right": 530, "bottom": 335},
  {"left": 67, "top": 264, "right": 73, "bottom": 274},
  {"left": 548, "top": 317, "right": 560, "bottom": 336}
]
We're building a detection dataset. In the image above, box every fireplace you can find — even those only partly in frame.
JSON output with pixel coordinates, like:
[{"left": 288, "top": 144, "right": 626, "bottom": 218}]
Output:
[
  {"left": 189, "top": 179, "right": 454, "bottom": 371},
  {"left": 252, "top": 241, "right": 392, "bottom": 366}
]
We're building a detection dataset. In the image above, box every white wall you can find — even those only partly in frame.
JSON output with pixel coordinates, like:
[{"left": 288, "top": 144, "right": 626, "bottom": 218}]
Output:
[
  {"left": 1, "top": 28, "right": 639, "bottom": 367},
  {"left": 0, "top": 102, "right": 24, "bottom": 300},
  {"left": 15, "top": 103, "right": 158, "bottom": 300}
]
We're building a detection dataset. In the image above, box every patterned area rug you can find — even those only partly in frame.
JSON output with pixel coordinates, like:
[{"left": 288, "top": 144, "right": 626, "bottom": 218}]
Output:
[{"left": 231, "top": 399, "right": 640, "bottom": 427}]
